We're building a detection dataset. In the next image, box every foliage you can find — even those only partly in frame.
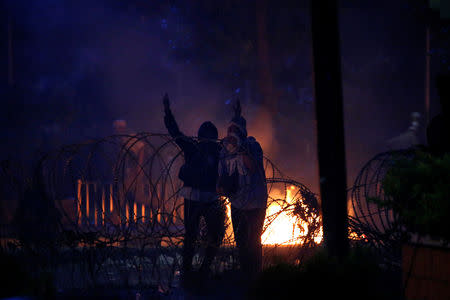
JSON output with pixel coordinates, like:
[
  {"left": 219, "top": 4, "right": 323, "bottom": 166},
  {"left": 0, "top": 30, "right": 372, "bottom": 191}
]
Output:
[
  {"left": 249, "top": 246, "right": 400, "bottom": 300},
  {"left": 371, "top": 151, "right": 450, "bottom": 242}
]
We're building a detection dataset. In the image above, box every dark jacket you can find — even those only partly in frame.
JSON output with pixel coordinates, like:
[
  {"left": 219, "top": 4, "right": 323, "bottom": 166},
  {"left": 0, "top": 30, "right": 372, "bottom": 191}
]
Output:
[
  {"left": 218, "top": 136, "right": 267, "bottom": 209},
  {"left": 164, "top": 109, "right": 220, "bottom": 192}
]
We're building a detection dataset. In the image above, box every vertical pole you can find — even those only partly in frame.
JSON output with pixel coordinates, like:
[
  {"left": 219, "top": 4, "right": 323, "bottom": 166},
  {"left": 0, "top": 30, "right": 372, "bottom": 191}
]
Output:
[
  {"left": 425, "top": 26, "right": 431, "bottom": 125},
  {"left": 86, "top": 183, "right": 90, "bottom": 220},
  {"left": 94, "top": 199, "right": 97, "bottom": 226},
  {"left": 77, "top": 179, "right": 82, "bottom": 226},
  {"left": 126, "top": 203, "right": 129, "bottom": 226},
  {"left": 310, "top": 0, "right": 349, "bottom": 259},
  {"left": 110, "top": 184, "right": 113, "bottom": 212},
  {"left": 102, "top": 187, "right": 105, "bottom": 226},
  {"left": 94, "top": 183, "right": 98, "bottom": 226},
  {"left": 149, "top": 206, "right": 153, "bottom": 224}
]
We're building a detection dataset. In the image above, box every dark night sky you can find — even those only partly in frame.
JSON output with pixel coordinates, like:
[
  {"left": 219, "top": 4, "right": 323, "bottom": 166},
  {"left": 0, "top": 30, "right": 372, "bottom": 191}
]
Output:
[{"left": 1, "top": 0, "right": 446, "bottom": 194}]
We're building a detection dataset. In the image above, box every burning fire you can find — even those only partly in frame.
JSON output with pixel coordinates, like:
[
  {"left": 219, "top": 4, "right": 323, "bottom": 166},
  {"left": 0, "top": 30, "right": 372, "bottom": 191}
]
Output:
[
  {"left": 262, "top": 185, "right": 323, "bottom": 245},
  {"left": 223, "top": 185, "right": 323, "bottom": 246}
]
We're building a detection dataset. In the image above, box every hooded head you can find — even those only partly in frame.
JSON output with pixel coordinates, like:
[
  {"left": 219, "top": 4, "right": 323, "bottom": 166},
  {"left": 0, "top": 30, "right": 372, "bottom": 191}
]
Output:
[
  {"left": 198, "top": 121, "right": 218, "bottom": 140},
  {"left": 224, "top": 115, "right": 247, "bottom": 154},
  {"left": 223, "top": 135, "right": 240, "bottom": 154},
  {"left": 228, "top": 115, "right": 247, "bottom": 140},
  {"left": 113, "top": 119, "right": 128, "bottom": 135}
]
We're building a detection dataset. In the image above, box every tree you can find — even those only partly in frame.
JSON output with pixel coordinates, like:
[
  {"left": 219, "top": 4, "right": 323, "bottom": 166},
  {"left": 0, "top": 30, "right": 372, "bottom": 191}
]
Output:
[{"left": 310, "top": 0, "right": 348, "bottom": 259}]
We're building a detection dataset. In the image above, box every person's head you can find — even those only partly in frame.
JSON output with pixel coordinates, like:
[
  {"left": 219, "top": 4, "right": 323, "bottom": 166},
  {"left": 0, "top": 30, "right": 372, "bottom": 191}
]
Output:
[
  {"left": 223, "top": 135, "right": 240, "bottom": 154},
  {"left": 113, "top": 119, "right": 127, "bottom": 135},
  {"left": 436, "top": 73, "right": 450, "bottom": 114},
  {"left": 228, "top": 115, "right": 247, "bottom": 140},
  {"left": 223, "top": 115, "right": 247, "bottom": 154},
  {"left": 198, "top": 121, "right": 218, "bottom": 140}
]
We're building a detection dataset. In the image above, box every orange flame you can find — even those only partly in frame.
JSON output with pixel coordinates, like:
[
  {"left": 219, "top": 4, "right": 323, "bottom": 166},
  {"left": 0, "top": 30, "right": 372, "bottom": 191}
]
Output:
[
  {"left": 262, "top": 185, "right": 323, "bottom": 245},
  {"left": 223, "top": 185, "right": 323, "bottom": 246}
]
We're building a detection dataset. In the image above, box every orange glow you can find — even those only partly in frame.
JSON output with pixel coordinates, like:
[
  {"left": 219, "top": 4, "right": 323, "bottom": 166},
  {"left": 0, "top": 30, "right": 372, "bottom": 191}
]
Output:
[
  {"left": 94, "top": 200, "right": 97, "bottom": 226},
  {"left": 109, "top": 184, "right": 113, "bottom": 212},
  {"left": 134, "top": 203, "right": 137, "bottom": 223},
  {"left": 261, "top": 186, "right": 323, "bottom": 245},
  {"left": 126, "top": 203, "right": 129, "bottom": 225},
  {"left": 223, "top": 198, "right": 235, "bottom": 245},
  {"left": 77, "top": 179, "right": 82, "bottom": 225},
  {"left": 142, "top": 204, "right": 145, "bottom": 223},
  {"left": 101, "top": 189, "right": 105, "bottom": 225},
  {"left": 86, "top": 184, "right": 90, "bottom": 217},
  {"left": 222, "top": 185, "right": 323, "bottom": 246},
  {"left": 349, "top": 231, "right": 367, "bottom": 241}
]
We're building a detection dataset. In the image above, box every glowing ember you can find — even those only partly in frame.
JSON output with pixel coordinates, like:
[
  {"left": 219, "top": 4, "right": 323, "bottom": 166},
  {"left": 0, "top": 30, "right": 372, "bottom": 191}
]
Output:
[
  {"left": 223, "top": 185, "right": 323, "bottom": 246},
  {"left": 261, "top": 185, "right": 323, "bottom": 245},
  {"left": 349, "top": 231, "right": 367, "bottom": 241}
]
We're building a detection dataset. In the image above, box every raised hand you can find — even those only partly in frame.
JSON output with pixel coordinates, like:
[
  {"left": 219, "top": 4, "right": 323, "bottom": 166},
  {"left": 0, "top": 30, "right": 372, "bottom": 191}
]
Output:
[
  {"left": 233, "top": 98, "right": 241, "bottom": 118},
  {"left": 163, "top": 93, "right": 170, "bottom": 112}
]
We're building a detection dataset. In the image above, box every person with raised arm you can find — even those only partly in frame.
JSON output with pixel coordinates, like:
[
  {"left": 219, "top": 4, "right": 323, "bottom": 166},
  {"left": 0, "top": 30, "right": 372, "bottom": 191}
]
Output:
[
  {"left": 163, "top": 93, "right": 225, "bottom": 287},
  {"left": 217, "top": 99, "right": 268, "bottom": 280}
]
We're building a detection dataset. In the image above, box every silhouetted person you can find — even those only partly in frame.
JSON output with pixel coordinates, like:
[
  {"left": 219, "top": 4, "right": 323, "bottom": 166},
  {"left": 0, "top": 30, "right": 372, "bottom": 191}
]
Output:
[
  {"left": 217, "top": 100, "right": 267, "bottom": 281},
  {"left": 163, "top": 94, "right": 225, "bottom": 285},
  {"left": 427, "top": 73, "right": 450, "bottom": 156}
]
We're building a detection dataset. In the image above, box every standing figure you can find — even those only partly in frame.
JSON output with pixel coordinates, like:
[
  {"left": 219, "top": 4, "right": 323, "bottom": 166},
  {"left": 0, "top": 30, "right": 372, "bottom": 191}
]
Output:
[
  {"left": 217, "top": 100, "right": 268, "bottom": 280},
  {"left": 163, "top": 94, "right": 225, "bottom": 284}
]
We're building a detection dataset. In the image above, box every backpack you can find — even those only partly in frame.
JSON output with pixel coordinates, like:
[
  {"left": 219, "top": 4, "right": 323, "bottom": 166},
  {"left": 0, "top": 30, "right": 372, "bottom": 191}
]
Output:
[
  {"left": 246, "top": 137, "right": 265, "bottom": 176},
  {"left": 178, "top": 142, "right": 218, "bottom": 190}
]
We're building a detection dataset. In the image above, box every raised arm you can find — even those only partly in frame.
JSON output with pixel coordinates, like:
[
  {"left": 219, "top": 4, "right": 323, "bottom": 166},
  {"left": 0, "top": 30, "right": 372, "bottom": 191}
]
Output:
[
  {"left": 163, "top": 93, "right": 183, "bottom": 138},
  {"left": 163, "top": 93, "right": 196, "bottom": 153},
  {"left": 233, "top": 98, "right": 242, "bottom": 119}
]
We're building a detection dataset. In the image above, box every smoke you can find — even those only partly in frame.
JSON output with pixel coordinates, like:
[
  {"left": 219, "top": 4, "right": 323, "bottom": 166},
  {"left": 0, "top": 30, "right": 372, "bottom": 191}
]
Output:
[
  {"left": 4, "top": 0, "right": 428, "bottom": 194},
  {"left": 4, "top": 0, "right": 234, "bottom": 146},
  {"left": 339, "top": 1, "right": 426, "bottom": 189}
]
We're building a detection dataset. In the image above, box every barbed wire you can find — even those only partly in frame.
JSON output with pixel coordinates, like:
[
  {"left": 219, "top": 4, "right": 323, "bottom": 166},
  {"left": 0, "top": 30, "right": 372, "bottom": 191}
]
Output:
[
  {"left": 348, "top": 149, "right": 416, "bottom": 266},
  {"left": 0, "top": 133, "right": 322, "bottom": 293}
]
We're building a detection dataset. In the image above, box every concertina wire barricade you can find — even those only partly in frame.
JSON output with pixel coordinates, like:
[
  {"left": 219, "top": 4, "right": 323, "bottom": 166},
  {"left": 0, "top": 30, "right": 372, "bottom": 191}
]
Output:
[
  {"left": 0, "top": 133, "right": 322, "bottom": 293},
  {"left": 348, "top": 149, "right": 417, "bottom": 268}
]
